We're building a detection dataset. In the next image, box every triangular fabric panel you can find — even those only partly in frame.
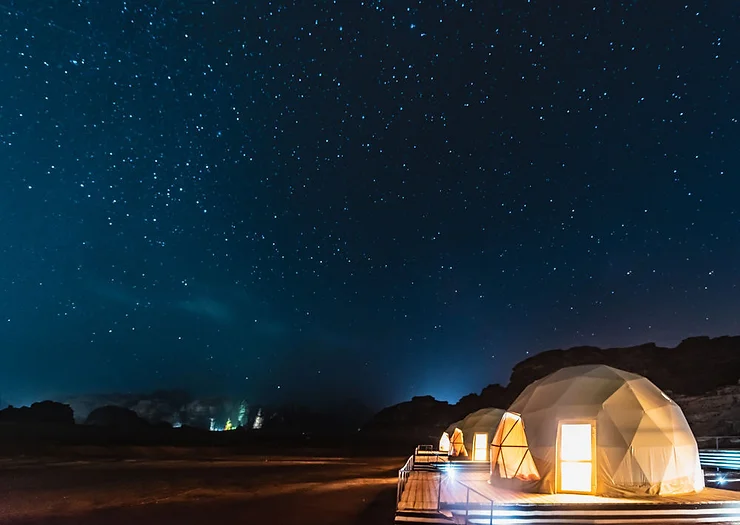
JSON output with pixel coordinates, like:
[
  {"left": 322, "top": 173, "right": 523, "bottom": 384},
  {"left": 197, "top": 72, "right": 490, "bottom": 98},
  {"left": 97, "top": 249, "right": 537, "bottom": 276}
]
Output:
[
  {"left": 490, "top": 412, "right": 541, "bottom": 481},
  {"left": 449, "top": 427, "right": 468, "bottom": 457}
]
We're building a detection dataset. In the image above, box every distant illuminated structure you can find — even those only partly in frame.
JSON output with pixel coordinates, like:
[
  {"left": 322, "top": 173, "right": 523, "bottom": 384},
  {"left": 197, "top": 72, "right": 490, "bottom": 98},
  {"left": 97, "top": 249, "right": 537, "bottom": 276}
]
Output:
[
  {"left": 224, "top": 418, "right": 233, "bottom": 431},
  {"left": 209, "top": 417, "right": 216, "bottom": 431},
  {"left": 252, "top": 408, "right": 263, "bottom": 430},
  {"left": 237, "top": 401, "right": 248, "bottom": 427}
]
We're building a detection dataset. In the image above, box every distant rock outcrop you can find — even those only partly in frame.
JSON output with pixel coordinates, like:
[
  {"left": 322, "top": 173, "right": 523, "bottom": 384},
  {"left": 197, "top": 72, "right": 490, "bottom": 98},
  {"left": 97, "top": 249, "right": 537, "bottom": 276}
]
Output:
[
  {"left": 362, "top": 395, "right": 457, "bottom": 443},
  {"left": 64, "top": 391, "right": 256, "bottom": 429},
  {"left": 455, "top": 383, "right": 512, "bottom": 417},
  {"left": 0, "top": 401, "right": 74, "bottom": 425},
  {"left": 363, "top": 336, "right": 740, "bottom": 442},
  {"left": 65, "top": 390, "right": 191, "bottom": 425},
  {"left": 86, "top": 405, "right": 150, "bottom": 430}
]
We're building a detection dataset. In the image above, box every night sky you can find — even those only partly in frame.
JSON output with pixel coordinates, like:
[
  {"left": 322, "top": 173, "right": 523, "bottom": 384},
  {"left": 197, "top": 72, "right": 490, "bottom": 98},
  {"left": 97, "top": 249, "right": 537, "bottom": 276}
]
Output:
[{"left": 1, "top": 1, "right": 739, "bottom": 409}]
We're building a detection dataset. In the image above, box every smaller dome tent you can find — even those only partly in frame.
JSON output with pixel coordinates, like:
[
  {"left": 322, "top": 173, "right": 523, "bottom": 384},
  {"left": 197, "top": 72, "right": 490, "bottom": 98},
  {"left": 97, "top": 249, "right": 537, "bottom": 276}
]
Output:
[
  {"left": 459, "top": 408, "right": 506, "bottom": 461},
  {"left": 490, "top": 364, "right": 704, "bottom": 497},
  {"left": 439, "top": 409, "right": 505, "bottom": 460}
]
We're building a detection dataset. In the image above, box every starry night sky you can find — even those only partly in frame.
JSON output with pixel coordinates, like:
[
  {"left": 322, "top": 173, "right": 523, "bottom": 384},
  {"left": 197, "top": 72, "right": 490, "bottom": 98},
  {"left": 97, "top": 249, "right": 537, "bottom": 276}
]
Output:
[{"left": 1, "top": 1, "right": 739, "bottom": 408}]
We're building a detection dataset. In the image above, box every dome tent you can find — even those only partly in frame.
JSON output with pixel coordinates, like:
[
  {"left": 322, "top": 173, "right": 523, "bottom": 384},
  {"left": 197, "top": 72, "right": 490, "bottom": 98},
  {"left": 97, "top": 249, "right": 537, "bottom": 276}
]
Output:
[
  {"left": 490, "top": 364, "right": 704, "bottom": 497},
  {"left": 459, "top": 408, "right": 506, "bottom": 461},
  {"left": 439, "top": 409, "right": 505, "bottom": 460}
]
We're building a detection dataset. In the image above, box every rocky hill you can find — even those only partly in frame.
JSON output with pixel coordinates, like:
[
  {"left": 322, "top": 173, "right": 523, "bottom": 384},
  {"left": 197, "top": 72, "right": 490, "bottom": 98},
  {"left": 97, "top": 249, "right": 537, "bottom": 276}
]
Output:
[
  {"left": 362, "top": 335, "right": 740, "bottom": 444},
  {"left": 507, "top": 336, "right": 740, "bottom": 396}
]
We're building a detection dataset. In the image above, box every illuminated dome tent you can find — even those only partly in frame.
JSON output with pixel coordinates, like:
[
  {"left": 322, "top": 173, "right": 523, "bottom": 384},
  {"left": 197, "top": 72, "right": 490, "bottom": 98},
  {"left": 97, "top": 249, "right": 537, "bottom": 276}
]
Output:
[
  {"left": 439, "top": 409, "right": 505, "bottom": 460},
  {"left": 459, "top": 408, "right": 506, "bottom": 461},
  {"left": 490, "top": 364, "right": 704, "bottom": 497}
]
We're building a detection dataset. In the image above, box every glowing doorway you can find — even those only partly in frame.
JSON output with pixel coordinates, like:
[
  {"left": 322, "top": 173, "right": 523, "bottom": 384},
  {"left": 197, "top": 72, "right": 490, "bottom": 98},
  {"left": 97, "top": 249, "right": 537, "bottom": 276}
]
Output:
[
  {"left": 559, "top": 423, "right": 594, "bottom": 493},
  {"left": 472, "top": 432, "right": 488, "bottom": 461}
]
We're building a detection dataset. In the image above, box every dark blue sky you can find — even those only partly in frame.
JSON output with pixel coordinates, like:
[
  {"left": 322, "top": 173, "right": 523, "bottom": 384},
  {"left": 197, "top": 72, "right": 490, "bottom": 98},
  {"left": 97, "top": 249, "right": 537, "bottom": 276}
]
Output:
[{"left": 1, "top": 1, "right": 738, "bottom": 408}]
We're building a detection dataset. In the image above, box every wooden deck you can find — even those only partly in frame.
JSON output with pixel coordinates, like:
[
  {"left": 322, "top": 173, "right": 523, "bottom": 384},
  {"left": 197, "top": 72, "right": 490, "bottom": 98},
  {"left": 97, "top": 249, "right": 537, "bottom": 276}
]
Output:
[{"left": 397, "top": 468, "right": 740, "bottom": 524}]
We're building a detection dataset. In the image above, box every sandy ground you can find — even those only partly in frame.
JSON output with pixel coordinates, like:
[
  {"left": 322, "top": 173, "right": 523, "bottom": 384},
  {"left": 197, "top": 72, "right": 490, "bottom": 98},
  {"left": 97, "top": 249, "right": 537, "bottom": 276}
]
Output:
[{"left": 0, "top": 454, "right": 404, "bottom": 524}]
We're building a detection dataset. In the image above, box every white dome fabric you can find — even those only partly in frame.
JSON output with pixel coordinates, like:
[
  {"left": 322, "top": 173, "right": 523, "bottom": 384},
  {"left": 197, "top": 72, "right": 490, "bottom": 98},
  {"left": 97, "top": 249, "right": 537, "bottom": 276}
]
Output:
[
  {"left": 490, "top": 364, "right": 704, "bottom": 496},
  {"left": 439, "top": 431, "right": 450, "bottom": 453}
]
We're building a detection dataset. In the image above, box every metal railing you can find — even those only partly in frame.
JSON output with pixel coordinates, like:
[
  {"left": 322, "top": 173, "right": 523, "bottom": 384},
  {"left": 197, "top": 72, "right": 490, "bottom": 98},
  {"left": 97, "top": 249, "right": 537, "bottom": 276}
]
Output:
[
  {"left": 413, "top": 444, "right": 448, "bottom": 466},
  {"left": 700, "top": 450, "right": 740, "bottom": 471},
  {"left": 695, "top": 436, "right": 740, "bottom": 473},
  {"left": 457, "top": 481, "right": 497, "bottom": 525},
  {"left": 697, "top": 436, "right": 740, "bottom": 450},
  {"left": 396, "top": 455, "right": 415, "bottom": 506}
]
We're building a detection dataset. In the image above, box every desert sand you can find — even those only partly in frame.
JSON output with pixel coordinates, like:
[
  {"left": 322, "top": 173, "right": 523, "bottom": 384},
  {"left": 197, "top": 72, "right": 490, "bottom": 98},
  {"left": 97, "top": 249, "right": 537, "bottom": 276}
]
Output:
[{"left": 0, "top": 451, "right": 402, "bottom": 524}]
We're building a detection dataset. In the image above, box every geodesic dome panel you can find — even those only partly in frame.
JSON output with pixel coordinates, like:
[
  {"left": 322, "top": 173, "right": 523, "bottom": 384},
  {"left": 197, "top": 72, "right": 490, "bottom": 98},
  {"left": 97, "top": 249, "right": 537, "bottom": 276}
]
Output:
[{"left": 490, "top": 364, "right": 704, "bottom": 496}]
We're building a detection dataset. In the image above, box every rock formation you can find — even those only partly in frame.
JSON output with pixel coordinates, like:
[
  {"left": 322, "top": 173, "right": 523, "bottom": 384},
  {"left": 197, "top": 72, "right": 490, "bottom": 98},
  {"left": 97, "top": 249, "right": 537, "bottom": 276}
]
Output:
[{"left": 362, "top": 336, "right": 740, "bottom": 443}]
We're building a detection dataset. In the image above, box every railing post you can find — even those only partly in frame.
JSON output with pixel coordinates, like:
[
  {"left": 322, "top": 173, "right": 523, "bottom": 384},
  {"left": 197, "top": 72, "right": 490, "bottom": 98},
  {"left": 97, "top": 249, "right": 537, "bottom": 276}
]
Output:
[
  {"left": 490, "top": 499, "right": 494, "bottom": 525},
  {"left": 465, "top": 486, "right": 470, "bottom": 524},
  {"left": 437, "top": 471, "right": 442, "bottom": 511}
]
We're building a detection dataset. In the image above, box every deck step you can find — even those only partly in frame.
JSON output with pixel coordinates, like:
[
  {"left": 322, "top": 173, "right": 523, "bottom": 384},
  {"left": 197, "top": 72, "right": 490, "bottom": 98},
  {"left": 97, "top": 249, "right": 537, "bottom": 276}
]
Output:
[
  {"left": 449, "top": 505, "right": 740, "bottom": 524},
  {"left": 395, "top": 510, "right": 455, "bottom": 524}
]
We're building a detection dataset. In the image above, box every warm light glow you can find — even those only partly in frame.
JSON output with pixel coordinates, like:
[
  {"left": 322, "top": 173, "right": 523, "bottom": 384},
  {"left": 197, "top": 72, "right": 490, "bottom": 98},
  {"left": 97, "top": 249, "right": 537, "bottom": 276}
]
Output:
[
  {"left": 560, "top": 462, "right": 592, "bottom": 492},
  {"left": 439, "top": 432, "right": 450, "bottom": 453},
  {"left": 473, "top": 432, "right": 488, "bottom": 461},
  {"left": 560, "top": 424, "right": 592, "bottom": 461},
  {"left": 491, "top": 411, "right": 540, "bottom": 480},
  {"left": 559, "top": 423, "right": 593, "bottom": 492},
  {"left": 449, "top": 428, "right": 468, "bottom": 457}
]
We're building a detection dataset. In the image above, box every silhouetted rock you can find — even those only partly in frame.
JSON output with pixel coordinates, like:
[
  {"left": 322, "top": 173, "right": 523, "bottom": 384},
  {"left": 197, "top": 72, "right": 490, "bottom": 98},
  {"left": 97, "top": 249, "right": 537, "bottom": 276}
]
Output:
[
  {"left": 455, "top": 383, "right": 511, "bottom": 417},
  {"left": 0, "top": 401, "right": 74, "bottom": 425},
  {"left": 364, "top": 335, "right": 740, "bottom": 441},
  {"left": 508, "top": 336, "right": 740, "bottom": 396},
  {"left": 362, "top": 395, "right": 457, "bottom": 443},
  {"left": 86, "top": 405, "right": 150, "bottom": 430}
]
